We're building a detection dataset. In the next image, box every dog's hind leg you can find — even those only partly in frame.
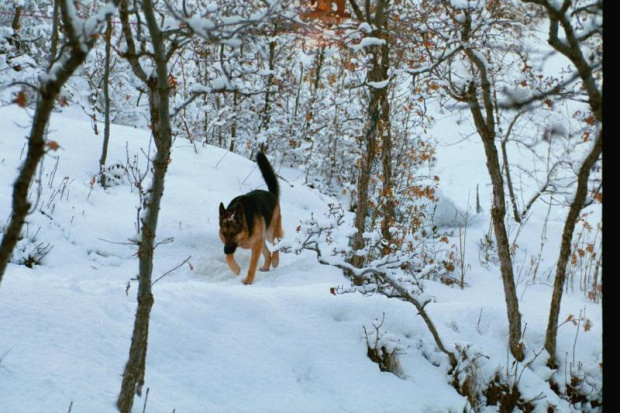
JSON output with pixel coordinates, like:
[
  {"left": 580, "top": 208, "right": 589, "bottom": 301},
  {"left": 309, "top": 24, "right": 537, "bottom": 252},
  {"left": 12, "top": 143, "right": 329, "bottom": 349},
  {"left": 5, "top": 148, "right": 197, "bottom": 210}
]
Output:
[
  {"left": 260, "top": 242, "right": 272, "bottom": 271},
  {"left": 267, "top": 234, "right": 279, "bottom": 269},
  {"left": 271, "top": 249, "right": 279, "bottom": 268},
  {"left": 271, "top": 208, "right": 283, "bottom": 268}
]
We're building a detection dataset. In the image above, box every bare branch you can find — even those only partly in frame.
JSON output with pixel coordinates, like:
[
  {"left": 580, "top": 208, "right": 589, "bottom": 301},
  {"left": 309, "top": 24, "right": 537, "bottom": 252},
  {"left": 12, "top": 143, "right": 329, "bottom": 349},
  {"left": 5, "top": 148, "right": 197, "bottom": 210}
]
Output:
[
  {"left": 118, "top": 0, "right": 149, "bottom": 83},
  {"left": 348, "top": 0, "right": 366, "bottom": 22},
  {"left": 151, "top": 256, "right": 191, "bottom": 285}
]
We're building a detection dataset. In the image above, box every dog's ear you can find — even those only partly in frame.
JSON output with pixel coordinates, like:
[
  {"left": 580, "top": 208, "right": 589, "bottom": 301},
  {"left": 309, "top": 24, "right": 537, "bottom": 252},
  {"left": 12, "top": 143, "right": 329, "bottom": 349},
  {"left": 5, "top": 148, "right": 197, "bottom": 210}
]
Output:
[
  {"left": 219, "top": 202, "right": 226, "bottom": 218},
  {"left": 234, "top": 202, "right": 245, "bottom": 223}
]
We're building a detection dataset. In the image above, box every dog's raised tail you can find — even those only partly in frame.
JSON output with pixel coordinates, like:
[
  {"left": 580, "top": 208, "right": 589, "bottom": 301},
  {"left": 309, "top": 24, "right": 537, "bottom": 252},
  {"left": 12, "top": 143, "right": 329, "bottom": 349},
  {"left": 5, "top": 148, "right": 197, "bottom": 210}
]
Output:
[{"left": 256, "top": 151, "right": 279, "bottom": 199}]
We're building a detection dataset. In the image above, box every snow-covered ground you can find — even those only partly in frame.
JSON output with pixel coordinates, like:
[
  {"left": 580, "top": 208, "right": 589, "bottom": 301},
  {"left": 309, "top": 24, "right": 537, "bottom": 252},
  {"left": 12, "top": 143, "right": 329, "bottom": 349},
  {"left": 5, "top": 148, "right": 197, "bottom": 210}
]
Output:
[{"left": 0, "top": 103, "right": 601, "bottom": 412}]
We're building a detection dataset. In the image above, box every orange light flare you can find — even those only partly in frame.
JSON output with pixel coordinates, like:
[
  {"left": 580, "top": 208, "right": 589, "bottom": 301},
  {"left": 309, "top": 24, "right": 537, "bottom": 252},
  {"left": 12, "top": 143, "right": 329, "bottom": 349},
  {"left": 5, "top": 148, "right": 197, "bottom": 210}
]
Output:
[
  {"left": 299, "top": 0, "right": 351, "bottom": 21},
  {"left": 296, "top": 0, "right": 354, "bottom": 50}
]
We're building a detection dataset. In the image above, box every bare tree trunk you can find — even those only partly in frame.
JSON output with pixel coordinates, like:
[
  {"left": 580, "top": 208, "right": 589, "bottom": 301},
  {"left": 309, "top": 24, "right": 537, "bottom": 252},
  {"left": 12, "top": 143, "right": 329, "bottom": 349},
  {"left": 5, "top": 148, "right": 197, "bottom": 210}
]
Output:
[
  {"left": 99, "top": 16, "right": 113, "bottom": 188},
  {"left": 230, "top": 90, "right": 238, "bottom": 152},
  {"left": 294, "top": 63, "right": 303, "bottom": 118},
  {"left": 520, "top": 0, "right": 602, "bottom": 368},
  {"left": 12, "top": 6, "right": 23, "bottom": 31},
  {"left": 475, "top": 113, "right": 524, "bottom": 361},
  {"left": 50, "top": 0, "right": 60, "bottom": 66},
  {"left": 0, "top": 0, "right": 118, "bottom": 284},
  {"left": 8, "top": 6, "right": 23, "bottom": 51},
  {"left": 501, "top": 137, "right": 521, "bottom": 223},
  {"left": 350, "top": 106, "right": 377, "bottom": 273},
  {"left": 376, "top": 42, "right": 395, "bottom": 246},
  {"left": 545, "top": 130, "right": 601, "bottom": 368},
  {"left": 460, "top": 11, "right": 524, "bottom": 361},
  {"left": 302, "top": 46, "right": 325, "bottom": 179},
  {"left": 258, "top": 39, "right": 277, "bottom": 138},
  {"left": 116, "top": 0, "right": 174, "bottom": 410},
  {"left": 349, "top": 46, "right": 381, "bottom": 271},
  {"left": 0, "top": 94, "right": 53, "bottom": 281},
  {"left": 348, "top": 0, "right": 395, "bottom": 263}
]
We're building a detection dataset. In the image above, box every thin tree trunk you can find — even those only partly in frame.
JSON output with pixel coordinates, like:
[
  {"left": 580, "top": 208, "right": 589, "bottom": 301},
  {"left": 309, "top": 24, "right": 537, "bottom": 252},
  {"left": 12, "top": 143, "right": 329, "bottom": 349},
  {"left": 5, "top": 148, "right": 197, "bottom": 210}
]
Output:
[
  {"left": 520, "top": 0, "right": 602, "bottom": 368},
  {"left": 117, "top": 78, "right": 169, "bottom": 412},
  {"left": 99, "top": 16, "right": 113, "bottom": 188},
  {"left": 8, "top": 6, "right": 23, "bottom": 51},
  {"left": 351, "top": 39, "right": 381, "bottom": 270},
  {"left": 350, "top": 86, "right": 379, "bottom": 272},
  {"left": 11, "top": 6, "right": 22, "bottom": 31},
  {"left": 116, "top": 0, "right": 174, "bottom": 409},
  {"left": 302, "top": 46, "right": 325, "bottom": 180},
  {"left": 258, "top": 39, "right": 277, "bottom": 137},
  {"left": 0, "top": 94, "right": 54, "bottom": 281},
  {"left": 230, "top": 90, "right": 238, "bottom": 152},
  {"left": 50, "top": 0, "right": 60, "bottom": 66},
  {"left": 376, "top": 41, "right": 395, "bottom": 246},
  {"left": 461, "top": 12, "right": 524, "bottom": 359},
  {"left": 477, "top": 123, "right": 524, "bottom": 361},
  {"left": 545, "top": 129, "right": 602, "bottom": 368},
  {"left": 501, "top": 138, "right": 521, "bottom": 223},
  {"left": 0, "top": 0, "right": 118, "bottom": 284},
  {"left": 348, "top": 0, "right": 395, "bottom": 265}
]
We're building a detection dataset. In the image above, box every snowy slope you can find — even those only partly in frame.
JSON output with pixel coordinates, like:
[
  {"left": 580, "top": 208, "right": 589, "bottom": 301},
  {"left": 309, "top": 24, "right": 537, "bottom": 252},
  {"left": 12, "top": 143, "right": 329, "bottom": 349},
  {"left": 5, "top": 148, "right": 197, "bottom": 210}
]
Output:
[{"left": 1, "top": 105, "right": 471, "bottom": 412}]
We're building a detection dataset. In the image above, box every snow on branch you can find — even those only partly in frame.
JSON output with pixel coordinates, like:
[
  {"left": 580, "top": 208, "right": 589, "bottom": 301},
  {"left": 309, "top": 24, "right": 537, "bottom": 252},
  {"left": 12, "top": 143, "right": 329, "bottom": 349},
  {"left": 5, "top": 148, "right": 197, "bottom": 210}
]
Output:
[
  {"left": 276, "top": 203, "right": 458, "bottom": 369},
  {"left": 0, "top": 0, "right": 120, "bottom": 282},
  {"left": 60, "top": 0, "right": 118, "bottom": 54},
  {"left": 167, "top": 0, "right": 297, "bottom": 44},
  {"left": 43, "top": 0, "right": 119, "bottom": 86}
]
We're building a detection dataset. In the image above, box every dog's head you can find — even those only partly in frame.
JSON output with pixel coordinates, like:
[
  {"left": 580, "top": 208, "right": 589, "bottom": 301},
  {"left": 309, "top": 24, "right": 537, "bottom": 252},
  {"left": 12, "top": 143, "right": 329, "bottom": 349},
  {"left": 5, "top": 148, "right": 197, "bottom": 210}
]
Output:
[{"left": 219, "top": 202, "right": 246, "bottom": 255}]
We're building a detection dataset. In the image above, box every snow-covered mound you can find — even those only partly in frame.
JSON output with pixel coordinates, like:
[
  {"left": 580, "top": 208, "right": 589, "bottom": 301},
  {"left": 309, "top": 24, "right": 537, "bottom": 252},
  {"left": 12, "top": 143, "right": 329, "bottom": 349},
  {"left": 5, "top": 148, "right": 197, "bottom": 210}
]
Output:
[
  {"left": 0, "top": 104, "right": 602, "bottom": 412},
  {"left": 0, "top": 105, "right": 466, "bottom": 412}
]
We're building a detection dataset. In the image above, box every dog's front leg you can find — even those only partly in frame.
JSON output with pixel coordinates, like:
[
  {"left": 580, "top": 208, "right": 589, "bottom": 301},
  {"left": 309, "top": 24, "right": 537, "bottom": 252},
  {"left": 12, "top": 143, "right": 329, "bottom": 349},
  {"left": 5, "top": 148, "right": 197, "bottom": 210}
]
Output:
[
  {"left": 243, "top": 241, "right": 263, "bottom": 285},
  {"left": 226, "top": 254, "right": 241, "bottom": 276}
]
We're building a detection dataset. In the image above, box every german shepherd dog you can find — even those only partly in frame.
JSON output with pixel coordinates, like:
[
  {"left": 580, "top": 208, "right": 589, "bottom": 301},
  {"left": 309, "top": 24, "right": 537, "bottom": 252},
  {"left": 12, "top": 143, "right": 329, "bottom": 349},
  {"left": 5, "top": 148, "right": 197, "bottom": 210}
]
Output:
[{"left": 219, "top": 152, "right": 283, "bottom": 284}]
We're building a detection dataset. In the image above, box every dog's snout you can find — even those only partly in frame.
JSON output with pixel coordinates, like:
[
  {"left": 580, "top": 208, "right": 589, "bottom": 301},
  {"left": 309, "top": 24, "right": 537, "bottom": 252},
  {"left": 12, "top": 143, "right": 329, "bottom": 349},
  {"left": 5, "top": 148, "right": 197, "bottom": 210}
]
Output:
[{"left": 224, "top": 244, "right": 237, "bottom": 255}]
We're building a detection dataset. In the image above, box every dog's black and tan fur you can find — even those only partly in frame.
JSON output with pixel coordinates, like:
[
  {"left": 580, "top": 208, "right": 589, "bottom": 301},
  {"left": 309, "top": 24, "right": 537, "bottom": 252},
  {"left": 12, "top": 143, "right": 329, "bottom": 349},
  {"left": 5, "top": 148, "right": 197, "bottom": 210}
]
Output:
[{"left": 219, "top": 152, "right": 283, "bottom": 284}]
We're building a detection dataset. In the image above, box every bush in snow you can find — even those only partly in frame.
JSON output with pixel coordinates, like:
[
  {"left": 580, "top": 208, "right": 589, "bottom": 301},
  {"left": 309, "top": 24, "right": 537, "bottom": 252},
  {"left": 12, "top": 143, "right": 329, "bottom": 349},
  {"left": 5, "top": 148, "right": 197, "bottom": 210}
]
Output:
[
  {"left": 97, "top": 162, "right": 131, "bottom": 188},
  {"left": 363, "top": 313, "right": 407, "bottom": 379},
  {"left": 277, "top": 203, "right": 459, "bottom": 371},
  {"left": 4, "top": 224, "right": 53, "bottom": 268},
  {"left": 451, "top": 343, "right": 492, "bottom": 411},
  {"left": 566, "top": 213, "right": 602, "bottom": 303}
]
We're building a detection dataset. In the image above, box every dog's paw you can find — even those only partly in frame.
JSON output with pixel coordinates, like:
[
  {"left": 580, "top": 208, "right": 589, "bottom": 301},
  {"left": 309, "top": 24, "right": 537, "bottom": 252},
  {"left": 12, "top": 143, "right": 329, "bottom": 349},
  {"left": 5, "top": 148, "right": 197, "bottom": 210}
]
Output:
[
  {"left": 232, "top": 265, "right": 241, "bottom": 276},
  {"left": 259, "top": 266, "right": 270, "bottom": 272},
  {"left": 242, "top": 277, "right": 254, "bottom": 285}
]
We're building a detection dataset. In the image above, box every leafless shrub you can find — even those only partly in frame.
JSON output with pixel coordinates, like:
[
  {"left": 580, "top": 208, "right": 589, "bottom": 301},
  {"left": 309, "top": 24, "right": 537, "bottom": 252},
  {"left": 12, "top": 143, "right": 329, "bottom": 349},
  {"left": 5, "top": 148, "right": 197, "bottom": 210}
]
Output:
[{"left": 363, "top": 313, "right": 407, "bottom": 379}]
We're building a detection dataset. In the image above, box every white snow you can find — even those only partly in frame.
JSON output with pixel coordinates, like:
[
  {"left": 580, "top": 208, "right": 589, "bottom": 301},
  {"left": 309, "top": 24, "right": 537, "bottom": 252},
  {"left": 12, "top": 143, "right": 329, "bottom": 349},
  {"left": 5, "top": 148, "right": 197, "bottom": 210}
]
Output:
[
  {"left": 0, "top": 28, "right": 603, "bottom": 410},
  {"left": 0, "top": 105, "right": 469, "bottom": 412},
  {"left": 186, "top": 16, "right": 216, "bottom": 36},
  {"left": 367, "top": 79, "right": 389, "bottom": 89},
  {"left": 351, "top": 37, "right": 386, "bottom": 52},
  {"left": 358, "top": 23, "right": 372, "bottom": 34}
]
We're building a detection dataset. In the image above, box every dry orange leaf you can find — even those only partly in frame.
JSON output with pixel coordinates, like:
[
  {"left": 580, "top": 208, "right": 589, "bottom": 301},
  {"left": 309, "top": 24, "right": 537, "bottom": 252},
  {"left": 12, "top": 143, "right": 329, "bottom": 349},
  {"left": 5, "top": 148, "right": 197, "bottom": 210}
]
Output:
[
  {"left": 13, "top": 91, "right": 28, "bottom": 108},
  {"left": 595, "top": 192, "right": 602, "bottom": 203},
  {"left": 168, "top": 74, "right": 179, "bottom": 89},
  {"left": 46, "top": 141, "right": 60, "bottom": 151}
]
